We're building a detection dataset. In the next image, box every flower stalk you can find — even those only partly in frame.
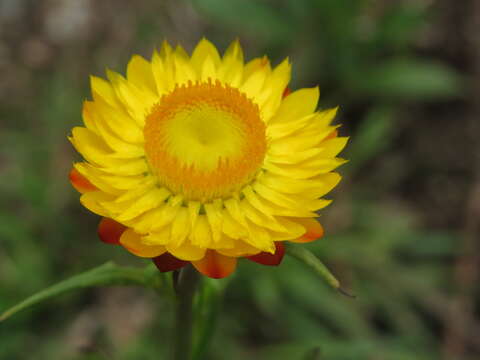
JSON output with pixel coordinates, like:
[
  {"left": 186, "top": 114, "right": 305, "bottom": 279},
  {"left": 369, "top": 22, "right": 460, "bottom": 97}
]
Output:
[{"left": 173, "top": 265, "right": 201, "bottom": 360}]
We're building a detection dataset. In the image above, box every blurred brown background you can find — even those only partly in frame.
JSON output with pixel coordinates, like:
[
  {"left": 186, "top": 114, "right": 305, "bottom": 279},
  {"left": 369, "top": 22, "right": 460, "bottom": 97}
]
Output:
[{"left": 0, "top": 0, "right": 478, "bottom": 359}]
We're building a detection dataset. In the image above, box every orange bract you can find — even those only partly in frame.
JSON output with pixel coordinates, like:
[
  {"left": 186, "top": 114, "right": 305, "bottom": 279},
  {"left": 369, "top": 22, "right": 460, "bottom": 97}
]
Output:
[
  {"left": 192, "top": 250, "right": 237, "bottom": 278},
  {"left": 290, "top": 218, "right": 324, "bottom": 243},
  {"left": 69, "top": 168, "right": 97, "bottom": 193}
]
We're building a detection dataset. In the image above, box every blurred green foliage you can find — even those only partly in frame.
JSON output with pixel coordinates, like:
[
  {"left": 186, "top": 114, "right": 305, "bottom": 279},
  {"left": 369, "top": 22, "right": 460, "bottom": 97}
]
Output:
[{"left": 0, "top": 0, "right": 472, "bottom": 359}]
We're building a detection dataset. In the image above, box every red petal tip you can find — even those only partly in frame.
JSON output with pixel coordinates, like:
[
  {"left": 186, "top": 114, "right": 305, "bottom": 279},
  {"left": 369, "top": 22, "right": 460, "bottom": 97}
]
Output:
[
  {"left": 98, "top": 217, "right": 127, "bottom": 245},
  {"left": 153, "top": 253, "right": 188, "bottom": 272},
  {"left": 247, "top": 242, "right": 285, "bottom": 266},
  {"left": 69, "top": 168, "right": 97, "bottom": 193},
  {"left": 282, "top": 87, "right": 292, "bottom": 98},
  {"left": 325, "top": 129, "right": 338, "bottom": 141}
]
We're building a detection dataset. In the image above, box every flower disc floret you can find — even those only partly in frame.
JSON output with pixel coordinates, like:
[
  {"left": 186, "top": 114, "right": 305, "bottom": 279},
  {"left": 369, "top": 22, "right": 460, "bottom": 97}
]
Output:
[{"left": 144, "top": 79, "right": 266, "bottom": 202}]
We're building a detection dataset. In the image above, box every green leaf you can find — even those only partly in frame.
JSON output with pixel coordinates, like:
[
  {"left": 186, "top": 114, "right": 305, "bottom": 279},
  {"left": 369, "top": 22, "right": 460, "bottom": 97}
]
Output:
[
  {"left": 0, "top": 262, "right": 165, "bottom": 321},
  {"left": 285, "top": 244, "right": 345, "bottom": 294},
  {"left": 357, "top": 59, "right": 463, "bottom": 100}
]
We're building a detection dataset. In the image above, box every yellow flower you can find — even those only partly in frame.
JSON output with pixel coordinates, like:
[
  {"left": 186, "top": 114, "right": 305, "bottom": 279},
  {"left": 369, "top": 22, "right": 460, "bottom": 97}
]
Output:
[{"left": 69, "top": 39, "right": 347, "bottom": 278}]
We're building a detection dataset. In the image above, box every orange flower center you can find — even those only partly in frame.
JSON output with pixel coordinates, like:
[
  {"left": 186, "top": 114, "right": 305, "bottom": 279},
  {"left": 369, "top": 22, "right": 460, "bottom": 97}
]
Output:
[{"left": 144, "top": 80, "right": 267, "bottom": 202}]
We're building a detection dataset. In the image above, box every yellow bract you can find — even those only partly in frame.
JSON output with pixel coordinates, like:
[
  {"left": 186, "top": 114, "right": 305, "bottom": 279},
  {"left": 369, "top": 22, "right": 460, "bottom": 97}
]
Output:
[{"left": 70, "top": 38, "right": 347, "bottom": 262}]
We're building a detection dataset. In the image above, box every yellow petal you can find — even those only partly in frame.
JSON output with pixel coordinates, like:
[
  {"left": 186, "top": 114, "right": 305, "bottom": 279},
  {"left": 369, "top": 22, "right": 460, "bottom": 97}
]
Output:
[
  {"left": 70, "top": 127, "right": 122, "bottom": 167},
  {"left": 207, "top": 234, "right": 235, "bottom": 250},
  {"left": 223, "top": 39, "right": 244, "bottom": 64},
  {"left": 267, "top": 147, "right": 325, "bottom": 164},
  {"left": 115, "top": 187, "right": 171, "bottom": 222},
  {"left": 304, "top": 198, "right": 332, "bottom": 211},
  {"left": 240, "top": 199, "right": 286, "bottom": 232},
  {"left": 256, "top": 59, "right": 290, "bottom": 113},
  {"left": 200, "top": 56, "right": 217, "bottom": 81},
  {"left": 99, "top": 179, "right": 156, "bottom": 213},
  {"left": 73, "top": 163, "right": 121, "bottom": 195},
  {"left": 142, "top": 226, "right": 171, "bottom": 245},
  {"left": 243, "top": 56, "right": 270, "bottom": 79},
  {"left": 133, "top": 196, "right": 181, "bottom": 233},
  {"left": 289, "top": 217, "right": 324, "bottom": 243},
  {"left": 88, "top": 98, "right": 144, "bottom": 144},
  {"left": 243, "top": 185, "right": 278, "bottom": 216},
  {"left": 69, "top": 167, "right": 98, "bottom": 194},
  {"left": 309, "top": 107, "right": 339, "bottom": 129},
  {"left": 107, "top": 70, "right": 157, "bottom": 127},
  {"left": 270, "top": 87, "right": 319, "bottom": 124},
  {"left": 221, "top": 209, "right": 248, "bottom": 239},
  {"left": 242, "top": 185, "right": 316, "bottom": 218},
  {"left": 317, "top": 137, "right": 349, "bottom": 158},
  {"left": 173, "top": 52, "right": 198, "bottom": 85},
  {"left": 266, "top": 114, "right": 314, "bottom": 140},
  {"left": 126, "top": 54, "right": 157, "bottom": 94},
  {"left": 88, "top": 108, "right": 144, "bottom": 158},
  {"left": 272, "top": 217, "right": 306, "bottom": 240},
  {"left": 218, "top": 39, "right": 244, "bottom": 86},
  {"left": 253, "top": 181, "right": 328, "bottom": 213},
  {"left": 187, "top": 201, "right": 201, "bottom": 229},
  {"left": 170, "top": 207, "right": 190, "bottom": 246},
  {"left": 217, "top": 240, "right": 260, "bottom": 257},
  {"left": 167, "top": 241, "right": 206, "bottom": 261},
  {"left": 159, "top": 39, "right": 173, "bottom": 59},
  {"left": 190, "top": 215, "right": 212, "bottom": 248},
  {"left": 265, "top": 58, "right": 291, "bottom": 99},
  {"left": 80, "top": 191, "right": 114, "bottom": 217},
  {"left": 99, "top": 158, "right": 149, "bottom": 176},
  {"left": 240, "top": 68, "right": 268, "bottom": 103},
  {"left": 99, "top": 186, "right": 152, "bottom": 215},
  {"left": 151, "top": 50, "right": 172, "bottom": 95},
  {"left": 120, "top": 229, "right": 166, "bottom": 258},
  {"left": 307, "top": 173, "right": 342, "bottom": 198},
  {"left": 81, "top": 101, "right": 100, "bottom": 135},
  {"left": 252, "top": 182, "right": 298, "bottom": 209},
  {"left": 224, "top": 198, "right": 248, "bottom": 228},
  {"left": 258, "top": 172, "right": 342, "bottom": 198},
  {"left": 204, "top": 200, "right": 223, "bottom": 242},
  {"left": 110, "top": 177, "right": 156, "bottom": 202},
  {"left": 268, "top": 136, "right": 325, "bottom": 157},
  {"left": 243, "top": 219, "right": 275, "bottom": 253},
  {"left": 90, "top": 75, "right": 119, "bottom": 107},
  {"left": 84, "top": 169, "right": 145, "bottom": 191},
  {"left": 191, "top": 38, "right": 221, "bottom": 73},
  {"left": 295, "top": 155, "right": 348, "bottom": 172},
  {"left": 262, "top": 158, "right": 347, "bottom": 179}
]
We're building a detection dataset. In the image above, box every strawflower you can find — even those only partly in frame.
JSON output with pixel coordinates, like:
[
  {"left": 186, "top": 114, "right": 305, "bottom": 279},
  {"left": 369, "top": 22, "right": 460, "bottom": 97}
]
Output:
[{"left": 69, "top": 38, "right": 347, "bottom": 279}]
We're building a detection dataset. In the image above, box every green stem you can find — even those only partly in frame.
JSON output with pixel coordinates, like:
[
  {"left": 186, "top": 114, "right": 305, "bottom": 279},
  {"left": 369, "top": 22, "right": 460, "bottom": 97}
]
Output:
[
  {"left": 173, "top": 265, "right": 200, "bottom": 360},
  {"left": 192, "top": 279, "right": 225, "bottom": 360}
]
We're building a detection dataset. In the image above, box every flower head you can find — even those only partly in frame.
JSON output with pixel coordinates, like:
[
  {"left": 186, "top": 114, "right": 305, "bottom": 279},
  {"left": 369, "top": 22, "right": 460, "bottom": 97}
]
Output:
[{"left": 69, "top": 39, "right": 347, "bottom": 278}]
